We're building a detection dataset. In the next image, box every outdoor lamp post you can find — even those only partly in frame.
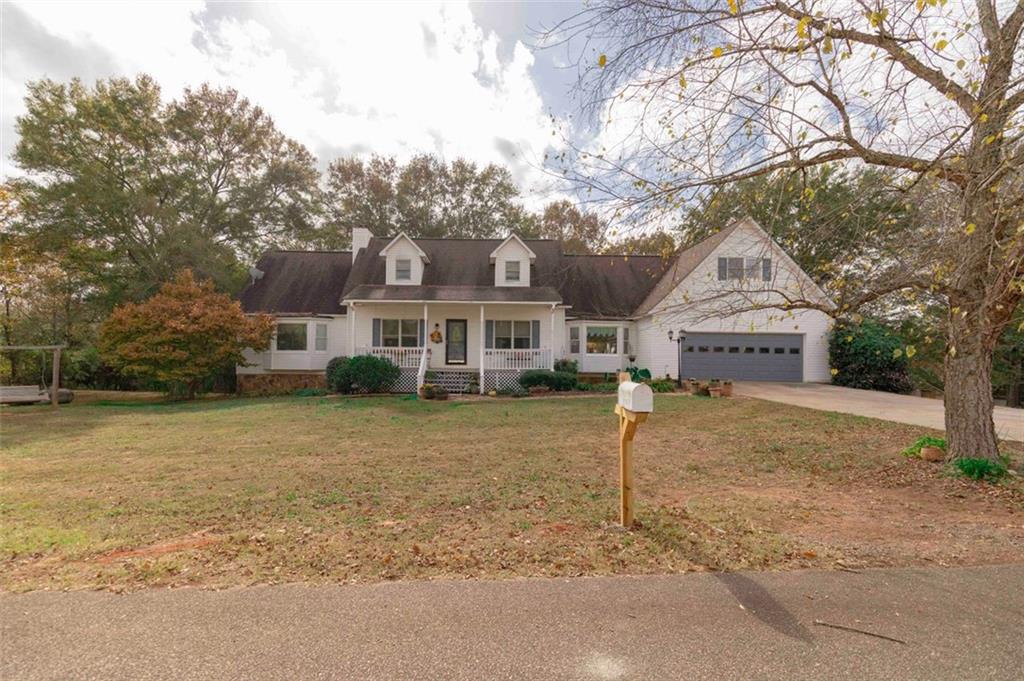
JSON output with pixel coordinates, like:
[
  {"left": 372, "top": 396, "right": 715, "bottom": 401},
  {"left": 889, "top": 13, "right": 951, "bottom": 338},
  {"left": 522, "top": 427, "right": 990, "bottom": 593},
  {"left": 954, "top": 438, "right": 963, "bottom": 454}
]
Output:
[{"left": 667, "top": 329, "right": 687, "bottom": 387}]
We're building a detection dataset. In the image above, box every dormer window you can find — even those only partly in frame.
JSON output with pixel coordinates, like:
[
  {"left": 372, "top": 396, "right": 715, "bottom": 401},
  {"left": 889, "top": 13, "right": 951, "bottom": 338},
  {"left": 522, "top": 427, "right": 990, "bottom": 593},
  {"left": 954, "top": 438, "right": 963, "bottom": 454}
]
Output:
[
  {"left": 505, "top": 260, "right": 521, "bottom": 283},
  {"left": 395, "top": 258, "right": 412, "bottom": 282}
]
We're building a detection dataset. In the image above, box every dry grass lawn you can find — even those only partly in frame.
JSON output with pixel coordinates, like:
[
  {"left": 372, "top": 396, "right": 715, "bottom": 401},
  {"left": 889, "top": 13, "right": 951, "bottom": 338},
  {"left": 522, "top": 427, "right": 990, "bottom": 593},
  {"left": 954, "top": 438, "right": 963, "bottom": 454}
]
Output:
[{"left": 1, "top": 392, "right": 1021, "bottom": 591}]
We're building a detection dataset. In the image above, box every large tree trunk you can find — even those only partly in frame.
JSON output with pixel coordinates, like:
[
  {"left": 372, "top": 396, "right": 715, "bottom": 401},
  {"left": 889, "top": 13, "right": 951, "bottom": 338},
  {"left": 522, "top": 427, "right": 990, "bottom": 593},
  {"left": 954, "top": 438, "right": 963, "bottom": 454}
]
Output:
[{"left": 944, "top": 315, "right": 1000, "bottom": 462}]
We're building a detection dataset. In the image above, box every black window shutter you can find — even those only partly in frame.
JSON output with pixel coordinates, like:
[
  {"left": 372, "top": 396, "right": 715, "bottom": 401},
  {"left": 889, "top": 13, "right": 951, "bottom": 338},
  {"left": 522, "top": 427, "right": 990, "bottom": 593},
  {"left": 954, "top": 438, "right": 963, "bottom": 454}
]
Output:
[
  {"left": 485, "top": 320, "right": 494, "bottom": 349},
  {"left": 418, "top": 319, "right": 425, "bottom": 346},
  {"left": 372, "top": 318, "right": 381, "bottom": 347},
  {"left": 717, "top": 257, "right": 727, "bottom": 281},
  {"left": 531, "top": 320, "right": 540, "bottom": 349},
  {"left": 762, "top": 258, "right": 772, "bottom": 281}
]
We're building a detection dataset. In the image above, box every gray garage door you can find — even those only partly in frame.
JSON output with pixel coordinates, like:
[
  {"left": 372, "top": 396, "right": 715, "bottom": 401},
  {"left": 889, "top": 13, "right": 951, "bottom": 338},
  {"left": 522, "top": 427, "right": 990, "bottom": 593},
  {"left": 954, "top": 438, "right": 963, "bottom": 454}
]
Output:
[{"left": 680, "top": 333, "right": 803, "bottom": 382}]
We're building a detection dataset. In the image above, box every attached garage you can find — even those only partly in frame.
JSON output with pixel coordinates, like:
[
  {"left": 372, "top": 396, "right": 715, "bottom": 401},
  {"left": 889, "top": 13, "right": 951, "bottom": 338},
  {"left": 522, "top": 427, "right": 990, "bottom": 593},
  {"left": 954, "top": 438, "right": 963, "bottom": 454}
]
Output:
[{"left": 680, "top": 332, "right": 804, "bottom": 382}]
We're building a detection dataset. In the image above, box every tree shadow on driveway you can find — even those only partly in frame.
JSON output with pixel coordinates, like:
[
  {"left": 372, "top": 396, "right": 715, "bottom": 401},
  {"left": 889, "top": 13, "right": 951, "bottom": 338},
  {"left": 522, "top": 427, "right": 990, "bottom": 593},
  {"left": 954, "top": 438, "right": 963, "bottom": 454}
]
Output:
[{"left": 715, "top": 572, "right": 815, "bottom": 644}]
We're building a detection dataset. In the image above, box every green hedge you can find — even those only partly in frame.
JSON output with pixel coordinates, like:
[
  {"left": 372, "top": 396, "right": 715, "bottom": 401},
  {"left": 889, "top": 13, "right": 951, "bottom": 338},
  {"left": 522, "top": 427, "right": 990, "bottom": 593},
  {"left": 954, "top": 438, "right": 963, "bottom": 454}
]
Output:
[
  {"left": 519, "top": 369, "right": 578, "bottom": 391},
  {"left": 829, "top": 320, "right": 913, "bottom": 394},
  {"left": 327, "top": 354, "right": 400, "bottom": 394}
]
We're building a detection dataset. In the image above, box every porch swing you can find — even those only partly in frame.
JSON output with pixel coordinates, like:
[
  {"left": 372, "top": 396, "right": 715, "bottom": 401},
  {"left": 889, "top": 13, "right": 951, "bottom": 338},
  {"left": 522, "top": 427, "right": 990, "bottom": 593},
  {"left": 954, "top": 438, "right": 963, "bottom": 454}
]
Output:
[{"left": 0, "top": 345, "right": 72, "bottom": 406}]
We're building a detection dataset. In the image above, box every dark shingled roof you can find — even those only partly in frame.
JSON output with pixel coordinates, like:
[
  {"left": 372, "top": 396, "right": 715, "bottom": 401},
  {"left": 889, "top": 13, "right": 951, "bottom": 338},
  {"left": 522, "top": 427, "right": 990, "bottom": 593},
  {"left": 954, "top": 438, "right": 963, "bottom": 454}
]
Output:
[
  {"left": 239, "top": 232, "right": 707, "bottom": 319},
  {"left": 345, "top": 285, "right": 563, "bottom": 303},
  {"left": 239, "top": 250, "right": 352, "bottom": 315},
  {"left": 341, "top": 237, "right": 567, "bottom": 295},
  {"left": 557, "top": 255, "right": 673, "bottom": 319}
]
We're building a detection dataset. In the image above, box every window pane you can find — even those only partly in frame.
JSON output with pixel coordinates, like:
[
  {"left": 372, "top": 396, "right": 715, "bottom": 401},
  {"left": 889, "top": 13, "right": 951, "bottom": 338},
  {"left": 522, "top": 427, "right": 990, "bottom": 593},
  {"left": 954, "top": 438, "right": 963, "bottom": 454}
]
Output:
[
  {"left": 728, "top": 347, "right": 739, "bottom": 353},
  {"left": 774, "top": 347, "right": 785, "bottom": 354},
  {"left": 713, "top": 346, "right": 724, "bottom": 353},
  {"left": 276, "top": 323, "right": 307, "bottom": 351},
  {"left": 789, "top": 348, "right": 801, "bottom": 355},
  {"left": 400, "top": 319, "right": 419, "bottom": 347},
  {"left": 727, "top": 257, "right": 745, "bottom": 280},
  {"left": 569, "top": 327, "right": 580, "bottom": 353},
  {"left": 494, "top": 320, "right": 512, "bottom": 349},
  {"left": 315, "top": 323, "right": 328, "bottom": 351},
  {"left": 396, "top": 259, "right": 411, "bottom": 280},
  {"left": 685, "top": 345, "right": 694, "bottom": 352},
  {"left": 586, "top": 326, "right": 617, "bottom": 354},
  {"left": 744, "top": 347, "right": 755, "bottom": 354},
  {"left": 697, "top": 346, "right": 709, "bottom": 352},
  {"left": 505, "top": 261, "right": 520, "bottom": 281},
  {"left": 759, "top": 347, "right": 770, "bottom": 354},
  {"left": 513, "top": 320, "right": 531, "bottom": 339}
]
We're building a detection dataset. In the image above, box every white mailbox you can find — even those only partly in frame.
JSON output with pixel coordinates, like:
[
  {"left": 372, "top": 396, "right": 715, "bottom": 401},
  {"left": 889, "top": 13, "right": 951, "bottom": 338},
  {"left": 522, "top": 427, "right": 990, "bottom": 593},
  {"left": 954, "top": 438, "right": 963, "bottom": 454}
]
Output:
[{"left": 617, "top": 381, "right": 654, "bottom": 413}]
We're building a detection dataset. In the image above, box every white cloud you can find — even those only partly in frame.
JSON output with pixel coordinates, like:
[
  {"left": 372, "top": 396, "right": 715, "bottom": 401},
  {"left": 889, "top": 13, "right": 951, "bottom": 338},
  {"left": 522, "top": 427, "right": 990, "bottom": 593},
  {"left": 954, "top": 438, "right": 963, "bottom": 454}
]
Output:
[{"left": 1, "top": 1, "right": 567, "bottom": 208}]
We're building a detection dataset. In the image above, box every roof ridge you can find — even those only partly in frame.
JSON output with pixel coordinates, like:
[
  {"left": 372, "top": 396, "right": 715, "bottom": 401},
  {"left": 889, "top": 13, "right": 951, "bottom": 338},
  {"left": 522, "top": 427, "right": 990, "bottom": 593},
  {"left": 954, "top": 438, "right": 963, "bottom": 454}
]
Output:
[{"left": 271, "top": 249, "right": 352, "bottom": 254}]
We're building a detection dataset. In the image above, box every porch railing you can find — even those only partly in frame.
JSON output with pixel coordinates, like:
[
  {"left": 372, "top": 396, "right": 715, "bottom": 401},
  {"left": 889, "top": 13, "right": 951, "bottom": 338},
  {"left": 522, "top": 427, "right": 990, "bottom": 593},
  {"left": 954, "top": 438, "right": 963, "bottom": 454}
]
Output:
[
  {"left": 357, "top": 346, "right": 424, "bottom": 369},
  {"left": 484, "top": 348, "right": 552, "bottom": 371}
]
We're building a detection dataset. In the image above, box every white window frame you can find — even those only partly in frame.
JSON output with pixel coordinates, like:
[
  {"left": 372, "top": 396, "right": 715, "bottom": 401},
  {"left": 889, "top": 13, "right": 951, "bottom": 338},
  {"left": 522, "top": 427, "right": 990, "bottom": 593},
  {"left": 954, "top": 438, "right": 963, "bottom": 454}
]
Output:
[
  {"left": 314, "top": 323, "right": 328, "bottom": 352},
  {"left": 494, "top": 320, "right": 533, "bottom": 349},
  {"left": 505, "top": 260, "right": 521, "bottom": 283},
  {"left": 381, "top": 319, "right": 420, "bottom": 348},
  {"left": 395, "top": 258, "right": 412, "bottom": 282},
  {"left": 585, "top": 326, "right": 618, "bottom": 355},
  {"left": 569, "top": 326, "right": 580, "bottom": 354},
  {"left": 275, "top": 322, "right": 308, "bottom": 352}
]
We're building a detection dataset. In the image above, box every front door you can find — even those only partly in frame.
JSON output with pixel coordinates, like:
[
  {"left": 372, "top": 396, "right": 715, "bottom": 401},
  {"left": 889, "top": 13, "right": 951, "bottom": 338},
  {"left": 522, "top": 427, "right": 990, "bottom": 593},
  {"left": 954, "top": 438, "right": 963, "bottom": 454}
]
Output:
[{"left": 446, "top": 319, "right": 467, "bottom": 365}]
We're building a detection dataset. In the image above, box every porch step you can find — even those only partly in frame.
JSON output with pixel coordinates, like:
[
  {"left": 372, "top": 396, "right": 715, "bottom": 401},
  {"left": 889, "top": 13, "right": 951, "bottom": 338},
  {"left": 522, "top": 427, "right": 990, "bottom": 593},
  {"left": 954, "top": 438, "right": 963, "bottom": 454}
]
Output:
[{"left": 424, "top": 370, "right": 479, "bottom": 394}]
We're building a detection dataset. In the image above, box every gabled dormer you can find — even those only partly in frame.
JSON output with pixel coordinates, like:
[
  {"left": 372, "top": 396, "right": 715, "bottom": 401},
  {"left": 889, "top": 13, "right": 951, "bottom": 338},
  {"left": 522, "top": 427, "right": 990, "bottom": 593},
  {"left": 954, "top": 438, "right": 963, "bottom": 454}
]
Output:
[
  {"left": 379, "top": 232, "right": 429, "bottom": 285},
  {"left": 489, "top": 235, "right": 536, "bottom": 287}
]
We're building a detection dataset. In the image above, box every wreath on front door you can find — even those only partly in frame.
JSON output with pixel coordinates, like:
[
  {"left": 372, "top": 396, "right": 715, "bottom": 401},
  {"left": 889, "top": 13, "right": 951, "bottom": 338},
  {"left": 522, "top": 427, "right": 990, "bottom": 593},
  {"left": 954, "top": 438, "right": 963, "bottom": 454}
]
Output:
[{"left": 430, "top": 325, "right": 443, "bottom": 344}]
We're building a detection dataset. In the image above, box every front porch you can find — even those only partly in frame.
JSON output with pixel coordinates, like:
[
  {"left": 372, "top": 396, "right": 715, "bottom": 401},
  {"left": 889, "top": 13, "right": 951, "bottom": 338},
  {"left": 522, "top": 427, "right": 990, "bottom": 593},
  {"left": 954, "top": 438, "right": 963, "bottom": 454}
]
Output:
[
  {"left": 357, "top": 346, "right": 554, "bottom": 393},
  {"left": 345, "top": 299, "right": 564, "bottom": 394}
]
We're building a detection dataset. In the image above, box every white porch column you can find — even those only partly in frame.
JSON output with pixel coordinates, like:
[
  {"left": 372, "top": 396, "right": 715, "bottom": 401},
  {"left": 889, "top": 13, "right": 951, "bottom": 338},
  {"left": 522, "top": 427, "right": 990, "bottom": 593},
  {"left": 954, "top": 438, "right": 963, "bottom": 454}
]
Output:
[
  {"left": 479, "top": 304, "right": 485, "bottom": 394},
  {"left": 349, "top": 303, "right": 357, "bottom": 355},
  {"left": 549, "top": 304, "right": 556, "bottom": 370},
  {"left": 423, "top": 303, "right": 429, "bottom": 366}
]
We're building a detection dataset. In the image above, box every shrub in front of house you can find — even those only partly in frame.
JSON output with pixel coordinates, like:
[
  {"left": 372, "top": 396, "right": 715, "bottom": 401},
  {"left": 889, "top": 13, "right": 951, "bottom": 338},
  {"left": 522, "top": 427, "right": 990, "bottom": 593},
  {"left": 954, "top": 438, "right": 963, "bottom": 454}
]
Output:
[
  {"left": 553, "top": 358, "right": 579, "bottom": 374},
  {"left": 828, "top": 319, "right": 914, "bottom": 394},
  {"left": 327, "top": 354, "right": 400, "bottom": 394},
  {"left": 519, "top": 369, "right": 577, "bottom": 392}
]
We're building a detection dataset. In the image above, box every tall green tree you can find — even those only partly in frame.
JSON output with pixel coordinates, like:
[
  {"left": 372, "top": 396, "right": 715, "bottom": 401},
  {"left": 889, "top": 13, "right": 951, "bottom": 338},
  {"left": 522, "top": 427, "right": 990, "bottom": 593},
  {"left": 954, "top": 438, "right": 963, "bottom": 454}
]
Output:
[
  {"left": 322, "top": 153, "right": 530, "bottom": 244},
  {"left": 519, "top": 199, "right": 608, "bottom": 253},
  {"left": 11, "top": 76, "right": 321, "bottom": 302}
]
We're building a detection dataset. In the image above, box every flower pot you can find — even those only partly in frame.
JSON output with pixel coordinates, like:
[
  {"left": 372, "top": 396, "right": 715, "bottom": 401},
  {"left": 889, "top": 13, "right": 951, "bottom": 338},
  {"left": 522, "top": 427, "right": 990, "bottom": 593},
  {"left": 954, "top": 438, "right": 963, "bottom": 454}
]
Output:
[
  {"left": 720, "top": 382, "right": 733, "bottom": 397},
  {"left": 919, "top": 445, "right": 944, "bottom": 462},
  {"left": 708, "top": 387, "right": 723, "bottom": 398}
]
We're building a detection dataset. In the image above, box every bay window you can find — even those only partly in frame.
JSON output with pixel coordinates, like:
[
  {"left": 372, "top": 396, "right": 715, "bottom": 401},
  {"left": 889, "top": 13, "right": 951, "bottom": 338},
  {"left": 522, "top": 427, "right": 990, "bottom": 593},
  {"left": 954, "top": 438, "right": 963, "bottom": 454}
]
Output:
[
  {"left": 586, "top": 326, "right": 617, "bottom": 354},
  {"left": 275, "top": 323, "right": 308, "bottom": 351}
]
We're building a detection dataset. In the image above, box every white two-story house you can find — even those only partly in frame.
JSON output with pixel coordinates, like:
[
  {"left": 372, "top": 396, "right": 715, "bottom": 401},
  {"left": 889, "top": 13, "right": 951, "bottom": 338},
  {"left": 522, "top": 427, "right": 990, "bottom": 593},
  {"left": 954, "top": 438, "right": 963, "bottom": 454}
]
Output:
[{"left": 237, "top": 217, "right": 832, "bottom": 393}]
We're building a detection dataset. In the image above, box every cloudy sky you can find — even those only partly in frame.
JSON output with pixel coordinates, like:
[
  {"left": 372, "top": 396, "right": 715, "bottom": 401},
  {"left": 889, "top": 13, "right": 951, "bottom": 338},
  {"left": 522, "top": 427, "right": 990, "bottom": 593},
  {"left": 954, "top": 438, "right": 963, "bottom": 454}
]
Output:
[{"left": 1, "top": 1, "right": 589, "bottom": 207}]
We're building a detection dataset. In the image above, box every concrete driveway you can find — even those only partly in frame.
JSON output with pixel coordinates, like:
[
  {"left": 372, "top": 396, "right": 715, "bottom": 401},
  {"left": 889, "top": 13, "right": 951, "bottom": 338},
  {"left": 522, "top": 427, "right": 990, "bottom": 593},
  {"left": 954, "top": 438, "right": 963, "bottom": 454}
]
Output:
[
  {"left": 3, "top": 565, "right": 1023, "bottom": 680},
  {"left": 734, "top": 382, "right": 1023, "bottom": 442}
]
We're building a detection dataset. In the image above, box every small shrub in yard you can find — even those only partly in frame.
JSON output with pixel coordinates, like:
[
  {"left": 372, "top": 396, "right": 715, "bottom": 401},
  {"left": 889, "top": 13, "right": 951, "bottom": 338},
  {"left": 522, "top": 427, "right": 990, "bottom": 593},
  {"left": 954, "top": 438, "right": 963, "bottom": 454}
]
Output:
[
  {"left": 497, "top": 385, "right": 529, "bottom": 398},
  {"left": 953, "top": 457, "right": 1008, "bottom": 482},
  {"left": 519, "top": 369, "right": 577, "bottom": 392},
  {"left": 901, "top": 436, "right": 947, "bottom": 458},
  {"left": 647, "top": 379, "right": 676, "bottom": 393},
  {"left": 554, "top": 358, "right": 578, "bottom": 374},
  {"left": 327, "top": 354, "right": 400, "bottom": 394}
]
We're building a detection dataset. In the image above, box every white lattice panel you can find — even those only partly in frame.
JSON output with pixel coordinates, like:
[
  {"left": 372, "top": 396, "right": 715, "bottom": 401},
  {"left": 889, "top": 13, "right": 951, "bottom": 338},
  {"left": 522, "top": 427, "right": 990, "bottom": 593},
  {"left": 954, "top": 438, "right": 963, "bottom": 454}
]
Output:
[
  {"left": 392, "top": 369, "right": 418, "bottom": 393},
  {"left": 484, "top": 370, "right": 522, "bottom": 392}
]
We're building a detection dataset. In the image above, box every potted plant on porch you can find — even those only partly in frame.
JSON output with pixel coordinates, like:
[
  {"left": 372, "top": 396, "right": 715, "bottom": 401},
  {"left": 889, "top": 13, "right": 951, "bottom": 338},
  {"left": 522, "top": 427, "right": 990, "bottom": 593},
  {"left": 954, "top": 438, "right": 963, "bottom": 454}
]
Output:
[{"left": 720, "top": 379, "right": 734, "bottom": 397}]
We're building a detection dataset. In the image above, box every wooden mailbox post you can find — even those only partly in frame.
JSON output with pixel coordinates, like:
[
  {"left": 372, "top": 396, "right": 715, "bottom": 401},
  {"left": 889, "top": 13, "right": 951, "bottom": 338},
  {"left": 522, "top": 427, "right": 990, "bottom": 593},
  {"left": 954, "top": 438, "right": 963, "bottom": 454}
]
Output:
[{"left": 614, "top": 372, "right": 654, "bottom": 527}]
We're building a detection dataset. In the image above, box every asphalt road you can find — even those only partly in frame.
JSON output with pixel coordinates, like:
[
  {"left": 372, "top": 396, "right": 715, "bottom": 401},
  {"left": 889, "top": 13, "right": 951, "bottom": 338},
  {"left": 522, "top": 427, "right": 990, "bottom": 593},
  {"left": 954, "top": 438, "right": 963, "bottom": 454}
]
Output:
[{"left": 3, "top": 565, "right": 1022, "bottom": 680}]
